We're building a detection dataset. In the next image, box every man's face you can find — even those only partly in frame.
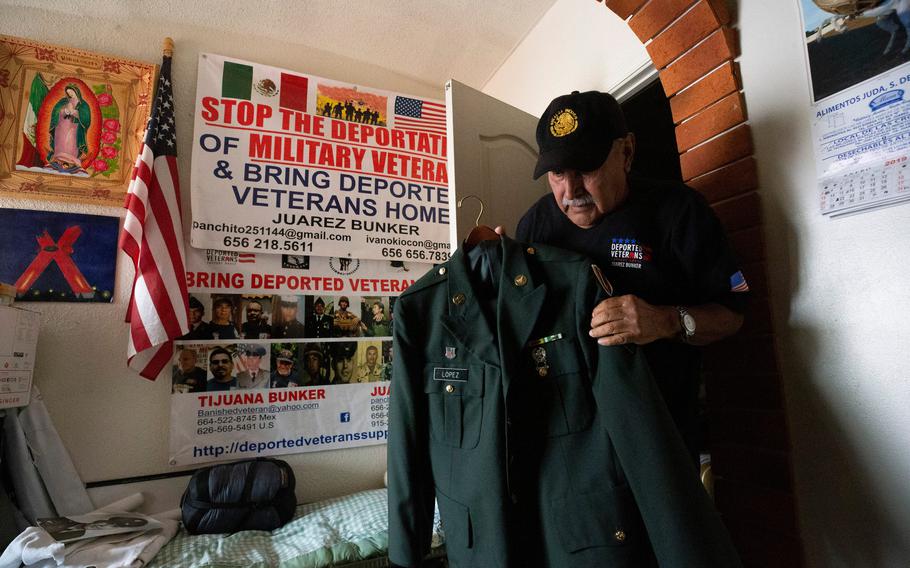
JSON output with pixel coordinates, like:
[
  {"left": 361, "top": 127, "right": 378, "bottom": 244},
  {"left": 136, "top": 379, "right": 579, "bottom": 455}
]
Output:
[
  {"left": 246, "top": 302, "right": 262, "bottom": 323},
  {"left": 334, "top": 357, "right": 353, "bottom": 382},
  {"left": 281, "top": 303, "right": 298, "bottom": 322},
  {"left": 314, "top": 302, "right": 324, "bottom": 315},
  {"left": 547, "top": 136, "right": 634, "bottom": 229},
  {"left": 213, "top": 301, "right": 232, "bottom": 324},
  {"left": 338, "top": 300, "right": 348, "bottom": 311},
  {"left": 209, "top": 353, "right": 234, "bottom": 381},
  {"left": 190, "top": 307, "right": 203, "bottom": 325},
  {"left": 366, "top": 347, "right": 378, "bottom": 367},
  {"left": 306, "top": 353, "right": 321, "bottom": 375},
  {"left": 178, "top": 349, "right": 197, "bottom": 373},
  {"left": 242, "top": 352, "right": 262, "bottom": 372},
  {"left": 276, "top": 359, "right": 292, "bottom": 376},
  {"left": 372, "top": 303, "right": 382, "bottom": 316}
]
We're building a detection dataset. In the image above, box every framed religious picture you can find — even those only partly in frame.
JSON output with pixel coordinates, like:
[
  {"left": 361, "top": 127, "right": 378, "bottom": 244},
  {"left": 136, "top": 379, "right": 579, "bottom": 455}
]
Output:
[{"left": 0, "top": 35, "right": 157, "bottom": 206}]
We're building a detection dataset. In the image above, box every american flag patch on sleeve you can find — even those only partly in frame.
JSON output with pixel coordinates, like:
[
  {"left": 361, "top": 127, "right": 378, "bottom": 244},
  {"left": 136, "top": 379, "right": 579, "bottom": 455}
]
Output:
[{"left": 730, "top": 270, "right": 750, "bottom": 292}]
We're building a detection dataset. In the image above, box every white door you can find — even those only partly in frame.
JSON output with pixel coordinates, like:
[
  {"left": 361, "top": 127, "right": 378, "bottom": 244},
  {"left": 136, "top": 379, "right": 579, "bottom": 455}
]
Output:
[{"left": 445, "top": 79, "right": 550, "bottom": 248}]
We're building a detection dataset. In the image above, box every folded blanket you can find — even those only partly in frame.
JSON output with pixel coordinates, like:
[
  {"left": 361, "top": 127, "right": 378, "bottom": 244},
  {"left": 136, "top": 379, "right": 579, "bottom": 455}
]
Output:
[{"left": 0, "top": 509, "right": 179, "bottom": 567}]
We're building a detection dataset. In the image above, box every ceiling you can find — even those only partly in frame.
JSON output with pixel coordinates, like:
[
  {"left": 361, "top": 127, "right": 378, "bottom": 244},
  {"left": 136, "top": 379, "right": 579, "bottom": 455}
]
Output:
[{"left": 7, "top": 0, "right": 560, "bottom": 89}]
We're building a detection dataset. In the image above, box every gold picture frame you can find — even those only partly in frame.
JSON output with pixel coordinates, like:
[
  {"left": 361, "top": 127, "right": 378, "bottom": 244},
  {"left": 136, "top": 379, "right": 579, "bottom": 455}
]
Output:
[{"left": 0, "top": 35, "right": 157, "bottom": 206}]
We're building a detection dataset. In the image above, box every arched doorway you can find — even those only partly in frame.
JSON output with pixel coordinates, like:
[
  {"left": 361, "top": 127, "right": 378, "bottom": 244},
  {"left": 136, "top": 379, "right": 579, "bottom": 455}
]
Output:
[{"left": 598, "top": 0, "right": 804, "bottom": 564}]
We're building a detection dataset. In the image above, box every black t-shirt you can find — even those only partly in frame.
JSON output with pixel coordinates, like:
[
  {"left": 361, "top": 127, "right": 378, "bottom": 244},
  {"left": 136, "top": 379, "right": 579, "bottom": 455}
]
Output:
[{"left": 516, "top": 176, "right": 748, "bottom": 455}]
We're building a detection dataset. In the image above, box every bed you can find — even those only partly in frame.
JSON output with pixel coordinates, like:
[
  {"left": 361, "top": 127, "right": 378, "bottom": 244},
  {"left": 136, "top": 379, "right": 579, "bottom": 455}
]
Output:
[{"left": 146, "top": 488, "right": 446, "bottom": 568}]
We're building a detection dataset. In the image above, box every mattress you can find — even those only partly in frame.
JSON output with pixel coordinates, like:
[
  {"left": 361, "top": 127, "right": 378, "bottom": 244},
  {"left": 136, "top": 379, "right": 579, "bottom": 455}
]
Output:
[{"left": 147, "top": 488, "right": 445, "bottom": 567}]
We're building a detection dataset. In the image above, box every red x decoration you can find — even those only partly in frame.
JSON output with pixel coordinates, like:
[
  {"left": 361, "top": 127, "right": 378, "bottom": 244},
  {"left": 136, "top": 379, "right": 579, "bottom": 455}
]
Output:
[{"left": 15, "top": 226, "right": 94, "bottom": 297}]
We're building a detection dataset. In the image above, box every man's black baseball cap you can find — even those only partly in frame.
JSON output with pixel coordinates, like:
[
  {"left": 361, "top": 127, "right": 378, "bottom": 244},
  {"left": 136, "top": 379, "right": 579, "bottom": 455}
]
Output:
[{"left": 533, "top": 90, "right": 628, "bottom": 179}]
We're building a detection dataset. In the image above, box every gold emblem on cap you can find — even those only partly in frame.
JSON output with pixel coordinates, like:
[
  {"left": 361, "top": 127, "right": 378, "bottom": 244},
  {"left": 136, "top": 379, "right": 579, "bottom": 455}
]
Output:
[
  {"left": 452, "top": 293, "right": 466, "bottom": 305},
  {"left": 549, "top": 108, "right": 578, "bottom": 137}
]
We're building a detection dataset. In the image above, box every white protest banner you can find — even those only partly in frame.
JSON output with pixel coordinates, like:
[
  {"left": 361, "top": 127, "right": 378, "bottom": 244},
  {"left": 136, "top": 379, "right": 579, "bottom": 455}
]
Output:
[
  {"left": 167, "top": 249, "right": 432, "bottom": 466},
  {"left": 190, "top": 53, "right": 451, "bottom": 261},
  {"left": 169, "top": 344, "right": 392, "bottom": 466}
]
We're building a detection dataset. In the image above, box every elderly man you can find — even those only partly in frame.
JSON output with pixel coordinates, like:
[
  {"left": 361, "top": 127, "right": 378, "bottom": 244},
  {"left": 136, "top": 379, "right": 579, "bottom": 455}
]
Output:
[
  {"left": 236, "top": 344, "right": 269, "bottom": 389},
  {"left": 270, "top": 348, "right": 299, "bottom": 388},
  {"left": 206, "top": 347, "right": 237, "bottom": 391},
  {"left": 172, "top": 348, "right": 206, "bottom": 393},
  {"left": 515, "top": 90, "right": 748, "bottom": 458}
]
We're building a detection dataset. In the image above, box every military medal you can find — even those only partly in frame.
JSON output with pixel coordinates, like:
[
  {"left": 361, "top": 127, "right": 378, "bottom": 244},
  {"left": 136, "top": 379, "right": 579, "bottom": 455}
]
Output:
[
  {"left": 532, "top": 346, "right": 549, "bottom": 377},
  {"left": 591, "top": 264, "right": 614, "bottom": 297},
  {"left": 527, "top": 333, "right": 563, "bottom": 347}
]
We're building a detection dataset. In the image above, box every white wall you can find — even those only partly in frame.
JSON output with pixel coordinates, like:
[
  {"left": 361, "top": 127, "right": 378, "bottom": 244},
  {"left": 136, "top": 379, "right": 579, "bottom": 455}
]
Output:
[
  {"left": 485, "top": 1, "right": 910, "bottom": 566},
  {"left": 738, "top": 1, "right": 910, "bottom": 566},
  {"left": 483, "top": 0, "right": 649, "bottom": 116},
  {"left": 0, "top": 2, "right": 442, "bottom": 507}
]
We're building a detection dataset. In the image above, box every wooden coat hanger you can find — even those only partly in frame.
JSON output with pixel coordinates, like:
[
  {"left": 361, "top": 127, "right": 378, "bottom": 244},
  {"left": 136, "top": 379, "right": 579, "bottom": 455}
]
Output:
[{"left": 458, "top": 194, "right": 500, "bottom": 246}]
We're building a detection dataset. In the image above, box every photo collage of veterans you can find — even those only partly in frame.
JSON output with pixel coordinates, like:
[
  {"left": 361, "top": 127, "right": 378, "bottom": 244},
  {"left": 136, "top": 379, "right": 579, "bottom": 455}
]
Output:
[{"left": 172, "top": 293, "right": 394, "bottom": 393}]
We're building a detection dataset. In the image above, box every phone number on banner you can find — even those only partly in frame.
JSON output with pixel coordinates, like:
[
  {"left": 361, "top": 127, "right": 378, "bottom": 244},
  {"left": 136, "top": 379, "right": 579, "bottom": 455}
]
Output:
[{"left": 196, "top": 221, "right": 450, "bottom": 260}]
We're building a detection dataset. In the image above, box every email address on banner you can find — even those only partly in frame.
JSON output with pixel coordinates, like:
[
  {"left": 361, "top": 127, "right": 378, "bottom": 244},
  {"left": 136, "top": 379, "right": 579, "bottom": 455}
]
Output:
[
  {"left": 192, "top": 221, "right": 352, "bottom": 253},
  {"left": 367, "top": 235, "right": 451, "bottom": 262},
  {"left": 197, "top": 403, "right": 319, "bottom": 417},
  {"left": 192, "top": 430, "right": 389, "bottom": 459}
]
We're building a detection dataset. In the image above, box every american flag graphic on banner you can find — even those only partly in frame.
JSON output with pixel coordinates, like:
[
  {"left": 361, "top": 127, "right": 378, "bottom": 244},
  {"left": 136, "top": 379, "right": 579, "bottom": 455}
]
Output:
[
  {"left": 394, "top": 96, "right": 446, "bottom": 134},
  {"left": 119, "top": 51, "right": 189, "bottom": 380}
]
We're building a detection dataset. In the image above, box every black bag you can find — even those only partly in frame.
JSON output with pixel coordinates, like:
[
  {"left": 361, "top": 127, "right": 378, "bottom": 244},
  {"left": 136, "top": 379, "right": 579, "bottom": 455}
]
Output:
[{"left": 180, "top": 458, "right": 297, "bottom": 534}]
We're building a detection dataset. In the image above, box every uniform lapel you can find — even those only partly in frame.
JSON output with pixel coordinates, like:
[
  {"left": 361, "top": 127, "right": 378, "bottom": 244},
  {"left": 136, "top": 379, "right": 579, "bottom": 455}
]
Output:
[
  {"left": 497, "top": 237, "right": 547, "bottom": 398},
  {"left": 439, "top": 246, "right": 500, "bottom": 366},
  {"left": 498, "top": 237, "right": 547, "bottom": 350}
]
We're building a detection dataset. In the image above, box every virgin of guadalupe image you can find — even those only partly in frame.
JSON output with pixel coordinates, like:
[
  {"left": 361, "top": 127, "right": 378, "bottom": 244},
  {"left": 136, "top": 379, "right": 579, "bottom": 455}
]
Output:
[
  {"left": 16, "top": 75, "right": 103, "bottom": 178},
  {"left": 46, "top": 84, "right": 92, "bottom": 173}
]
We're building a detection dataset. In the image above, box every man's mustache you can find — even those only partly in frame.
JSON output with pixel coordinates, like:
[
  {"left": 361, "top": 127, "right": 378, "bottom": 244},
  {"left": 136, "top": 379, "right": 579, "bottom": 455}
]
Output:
[{"left": 562, "top": 194, "right": 594, "bottom": 208}]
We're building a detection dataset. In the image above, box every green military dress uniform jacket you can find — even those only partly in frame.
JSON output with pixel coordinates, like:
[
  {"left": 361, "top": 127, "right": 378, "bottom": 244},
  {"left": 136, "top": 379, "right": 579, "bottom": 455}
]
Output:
[{"left": 388, "top": 236, "right": 742, "bottom": 568}]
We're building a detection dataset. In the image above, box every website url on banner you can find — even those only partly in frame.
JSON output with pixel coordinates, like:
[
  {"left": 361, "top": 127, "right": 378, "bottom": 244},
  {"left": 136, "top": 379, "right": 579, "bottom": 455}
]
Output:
[{"left": 192, "top": 430, "right": 388, "bottom": 459}]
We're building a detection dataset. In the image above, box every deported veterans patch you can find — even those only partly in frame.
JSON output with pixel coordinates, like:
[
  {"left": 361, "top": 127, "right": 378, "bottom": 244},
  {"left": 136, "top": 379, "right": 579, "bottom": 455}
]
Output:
[{"left": 609, "top": 237, "right": 652, "bottom": 270}]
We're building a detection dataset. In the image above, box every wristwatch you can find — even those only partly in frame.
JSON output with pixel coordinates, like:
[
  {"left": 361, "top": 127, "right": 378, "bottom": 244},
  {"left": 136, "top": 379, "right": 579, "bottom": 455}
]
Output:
[{"left": 677, "top": 306, "right": 696, "bottom": 343}]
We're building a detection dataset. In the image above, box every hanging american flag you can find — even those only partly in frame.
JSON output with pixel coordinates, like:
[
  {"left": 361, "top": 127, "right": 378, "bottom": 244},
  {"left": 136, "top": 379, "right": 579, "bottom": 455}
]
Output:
[
  {"left": 119, "top": 47, "right": 189, "bottom": 380},
  {"left": 393, "top": 96, "right": 446, "bottom": 134}
]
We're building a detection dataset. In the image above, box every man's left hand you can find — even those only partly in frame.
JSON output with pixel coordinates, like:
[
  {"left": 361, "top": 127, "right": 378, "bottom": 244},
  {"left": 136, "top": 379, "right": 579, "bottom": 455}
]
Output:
[{"left": 589, "top": 294, "right": 676, "bottom": 346}]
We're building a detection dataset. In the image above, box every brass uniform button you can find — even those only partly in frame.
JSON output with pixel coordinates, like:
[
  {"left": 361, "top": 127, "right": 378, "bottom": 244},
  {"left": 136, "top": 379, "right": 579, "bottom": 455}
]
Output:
[
  {"left": 614, "top": 529, "right": 626, "bottom": 543},
  {"left": 452, "top": 293, "right": 465, "bottom": 305},
  {"left": 438, "top": 267, "right": 447, "bottom": 275},
  {"left": 445, "top": 384, "right": 455, "bottom": 393},
  {"left": 514, "top": 274, "right": 528, "bottom": 287},
  {"left": 538, "top": 367, "right": 548, "bottom": 377},
  {"left": 526, "top": 247, "right": 536, "bottom": 255}
]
